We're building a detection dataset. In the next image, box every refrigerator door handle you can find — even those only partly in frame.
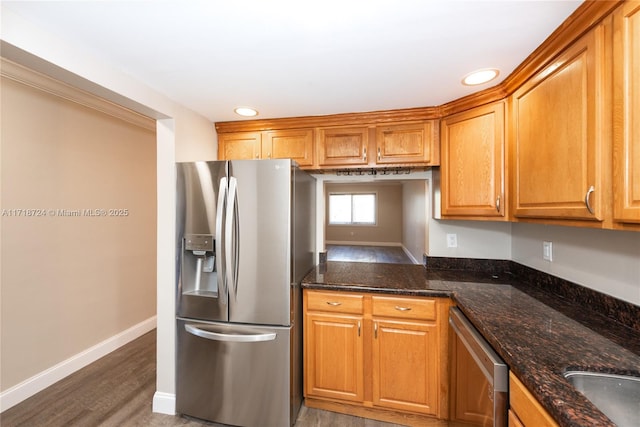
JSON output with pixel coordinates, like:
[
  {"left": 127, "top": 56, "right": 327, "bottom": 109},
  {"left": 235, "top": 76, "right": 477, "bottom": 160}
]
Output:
[
  {"left": 185, "top": 324, "right": 276, "bottom": 342},
  {"left": 225, "top": 176, "right": 239, "bottom": 298},
  {"left": 216, "top": 177, "right": 228, "bottom": 305}
]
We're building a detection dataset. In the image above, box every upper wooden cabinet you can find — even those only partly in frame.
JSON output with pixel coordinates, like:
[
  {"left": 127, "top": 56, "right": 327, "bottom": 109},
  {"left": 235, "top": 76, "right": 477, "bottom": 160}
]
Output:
[
  {"left": 219, "top": 120, "right": 438, "bottom": 170},
  {"left": 375, "top": 121, "right": 439, "bottom": 166},
  {"left": 316, "top": 126, "right": 369, "bottom": 168},
  {"left": 440, "top": 101, "right": 506, "bottom": 219},
  {"left": 316, "top": 121, "right": 439, "bottom": 169},
  {"left": 218, "top": 129, "right": 314, "bottom": 167},
  {"left": 262, "top": 129, "right": 314, "bottom": 167},
  {"left": 511, "top": 24, "right": 609, "bottom": 223},
  {"left": 613, "top": 1, "right": 640, "bottom": 227},
  {"left": 218, "top": 131, "right": 262, "bottom": 160}
]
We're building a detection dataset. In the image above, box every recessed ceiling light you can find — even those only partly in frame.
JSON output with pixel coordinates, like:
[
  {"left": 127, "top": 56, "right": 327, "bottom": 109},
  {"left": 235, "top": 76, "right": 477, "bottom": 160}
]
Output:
[
  {"left": 461, "top": 68, "right": 500, "bottom": 86},
  {"left": 234, "top": 106, "right": 259, "bottom": 117}
]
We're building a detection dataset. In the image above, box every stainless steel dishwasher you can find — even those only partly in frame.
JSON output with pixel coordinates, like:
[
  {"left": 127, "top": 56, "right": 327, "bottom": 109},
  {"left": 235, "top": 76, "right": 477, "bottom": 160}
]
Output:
[{"left": 449, "top": 306, "right": 509, "bottom": 427}]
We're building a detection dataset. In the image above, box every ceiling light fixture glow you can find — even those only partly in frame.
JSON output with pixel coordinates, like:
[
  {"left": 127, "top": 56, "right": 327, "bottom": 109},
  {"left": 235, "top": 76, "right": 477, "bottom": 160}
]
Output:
[
  {"left": 234, "top": 106, "right": 259, "bottom": 117},
  {"left": 462, "top": 68, "right": 500, "bottom": 86}
]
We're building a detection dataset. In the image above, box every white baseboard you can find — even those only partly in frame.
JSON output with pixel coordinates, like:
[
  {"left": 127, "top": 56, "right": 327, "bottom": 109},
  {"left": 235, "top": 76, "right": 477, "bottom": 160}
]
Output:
[
  {"left": 0, "top": 316, "right": 157, "bottom": 412},
  {"left": 401, "top": 245, "right": 421, "bottom": 265},
  {"left": 325, "top": 240, "right": 402, "bottom": 247},
  {"left": 152, "top": 391, "right": 176, "bottom": 415}
]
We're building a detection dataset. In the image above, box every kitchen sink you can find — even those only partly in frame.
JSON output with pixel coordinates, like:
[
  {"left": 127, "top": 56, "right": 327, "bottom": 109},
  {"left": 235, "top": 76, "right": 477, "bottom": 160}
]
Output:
[{"left": 563, "top": 371, "right": 640, "bottom": 427}]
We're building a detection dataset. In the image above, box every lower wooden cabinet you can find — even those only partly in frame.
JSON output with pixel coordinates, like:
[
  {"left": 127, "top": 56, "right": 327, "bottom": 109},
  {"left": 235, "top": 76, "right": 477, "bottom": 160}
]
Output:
[
  {"left": 303, "top": 290, "right": 450, "bottom": 423},
  {"left": 509, "top": 372, "right": 559, "bottom": 427},
  {"left": 372, "top": 319, "right": 439, "bottom": 415},
  {"left": 304, "top": 312, "right": 364, "bottom": 402}
]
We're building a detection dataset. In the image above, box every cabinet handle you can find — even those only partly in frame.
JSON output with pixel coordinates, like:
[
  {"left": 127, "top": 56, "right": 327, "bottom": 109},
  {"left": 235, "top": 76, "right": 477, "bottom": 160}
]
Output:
[
  {"left": 363, "top": 147, "right": 367, "bottom": 161},
  {"left": 496, "top": 195, "right": 501, "bottom": 213},
  {"left": 267, "top": 152, "right": 271, "bottom": 159},
  {"left": 374, "top": 322, "right": 378, "bottom": 339},
  {"left": 395, "top": 306, "right": 412, "bottom": 312},
  {"left": 255, "top": 154, "right": 259, "bottom": 159},
  {"left": 585, "top": 186, "right": 595, "bottom": 214},
  {"left": 326, "top": 301, "right": 342, "bottom": 306},
  {"left": 377, "top": 147, "right": 381, "bottom": 161},
  {"left": 357, "top": 321, "right": 361, "bottom": 337}
]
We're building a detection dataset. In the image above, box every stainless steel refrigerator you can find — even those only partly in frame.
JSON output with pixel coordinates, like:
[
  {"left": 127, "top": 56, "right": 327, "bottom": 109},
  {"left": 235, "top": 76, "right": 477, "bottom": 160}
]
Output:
[{"left": 175, "top": 159, "right": 315, "bottom": 427}]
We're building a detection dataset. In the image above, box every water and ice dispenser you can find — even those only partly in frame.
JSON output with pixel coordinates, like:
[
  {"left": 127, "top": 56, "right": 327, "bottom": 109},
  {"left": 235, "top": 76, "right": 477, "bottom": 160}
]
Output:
[{"left": 181, "top": 234, "right": 217, "bottom": 297}]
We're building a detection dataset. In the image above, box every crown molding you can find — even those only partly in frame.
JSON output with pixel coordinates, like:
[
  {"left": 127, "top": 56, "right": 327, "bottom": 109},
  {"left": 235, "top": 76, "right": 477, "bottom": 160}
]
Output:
[
  {"left": 215, "top": 106, "right": 441, "bottom": 133},
  {"left": 1, "top": 58, "right": 156, "bottom": 132}
]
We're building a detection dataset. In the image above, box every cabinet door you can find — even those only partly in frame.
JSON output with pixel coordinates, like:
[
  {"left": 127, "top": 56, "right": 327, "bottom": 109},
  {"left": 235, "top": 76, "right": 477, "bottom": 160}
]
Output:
[
  {"left": 262, "top": 129, "right": 315, "bottom": 167},
  {"left": 218, "top": 132, "right": 261, "bottom": 160},
  {"left": 512, "top": 27, "right": 607, "bottom": 221},
  {"left": 372, "top": 319, "right": 438, "bottom": 415},
  {"left": 613, "top": 1, "right": 640, "bottom": 225},
  {"left": 376, "top": 121, "right": 438, "bottom": 166},
  {"left": 304, "top": 313, "right": 364, "bottom": 403},
  {"left": 317, "top": 127, "right": 370, "bottom": 167},
  {"left": 441, "top": 102, "right": 505, "bottom": 218}
]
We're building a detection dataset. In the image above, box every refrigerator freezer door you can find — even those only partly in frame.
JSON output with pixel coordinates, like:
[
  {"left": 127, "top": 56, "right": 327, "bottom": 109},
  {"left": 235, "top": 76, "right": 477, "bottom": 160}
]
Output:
[
  {"left": 228, "top": 159, "right": 292, "bottom": 326},
  {"left": 176, "top": 161, "right": 229, "bottom": 321},
  {"left": 176, "top": 318, "right": 293, "bottom": 426}
]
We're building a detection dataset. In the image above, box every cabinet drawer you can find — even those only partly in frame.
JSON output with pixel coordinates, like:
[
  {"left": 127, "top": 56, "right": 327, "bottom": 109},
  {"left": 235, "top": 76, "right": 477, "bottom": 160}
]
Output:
[
  {"left": 372, "top": 296, "right": 436, "bottom": 320},
  {"left": 305, "top": 291, "right": 364, "bottom": 314},
  {"left": 509, "top": 372, "right": 559, "bottom": 427}
]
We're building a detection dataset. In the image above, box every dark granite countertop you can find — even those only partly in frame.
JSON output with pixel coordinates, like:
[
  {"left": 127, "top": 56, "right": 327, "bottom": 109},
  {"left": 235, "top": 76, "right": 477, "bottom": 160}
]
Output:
[{"left": 301, "top": 260, "right": 640, "bottom": 427}]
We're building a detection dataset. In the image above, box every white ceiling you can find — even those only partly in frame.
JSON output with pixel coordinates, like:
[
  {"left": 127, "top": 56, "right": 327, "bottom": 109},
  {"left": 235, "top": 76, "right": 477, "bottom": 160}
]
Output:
[{"left": 2, "top": 1, "right": 583, "bottom": 123}]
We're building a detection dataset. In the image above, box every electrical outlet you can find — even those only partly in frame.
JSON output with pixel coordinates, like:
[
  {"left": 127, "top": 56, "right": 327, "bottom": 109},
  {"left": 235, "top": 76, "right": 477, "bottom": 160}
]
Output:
[
  {"left": 447, "top": 233, "right": 458, "bottom": 248},
  {"left": 543, "top": 241, "right": 553, "bottom": 261}
]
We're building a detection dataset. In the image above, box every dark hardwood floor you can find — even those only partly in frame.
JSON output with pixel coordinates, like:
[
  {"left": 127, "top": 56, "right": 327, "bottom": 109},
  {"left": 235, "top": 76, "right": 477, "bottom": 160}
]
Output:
[
  {"left": 326, "top": 245, "right": 415, "bottom": 264},
  {"left": 0, "top": 330, "right": 404, "bottom": 427}
]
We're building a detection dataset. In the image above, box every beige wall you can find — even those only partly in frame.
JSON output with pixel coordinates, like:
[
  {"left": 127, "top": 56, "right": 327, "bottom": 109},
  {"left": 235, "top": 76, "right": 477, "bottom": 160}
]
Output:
[
  {"left": 1, "top": 71, "right": 157, "bottom": 391},
  {"left": 401, "top": 180, "right": 427, "bottom": 263},
  {"left": 324, "top": 182, "right": 402, "bottom": 245}
]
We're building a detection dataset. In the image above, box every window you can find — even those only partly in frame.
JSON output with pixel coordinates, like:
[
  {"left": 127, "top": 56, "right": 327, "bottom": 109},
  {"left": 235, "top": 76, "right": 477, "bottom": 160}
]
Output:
[{"left": 329, "top": 193, "right": 376, "bottom": 225}]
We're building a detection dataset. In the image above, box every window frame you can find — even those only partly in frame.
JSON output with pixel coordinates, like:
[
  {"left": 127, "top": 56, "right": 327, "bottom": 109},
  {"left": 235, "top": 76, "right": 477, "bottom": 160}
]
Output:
[{"left": 328, "top": 191, "right": 377, "bottom": 226}]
